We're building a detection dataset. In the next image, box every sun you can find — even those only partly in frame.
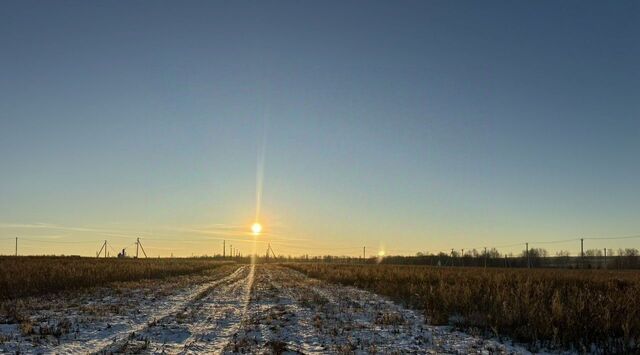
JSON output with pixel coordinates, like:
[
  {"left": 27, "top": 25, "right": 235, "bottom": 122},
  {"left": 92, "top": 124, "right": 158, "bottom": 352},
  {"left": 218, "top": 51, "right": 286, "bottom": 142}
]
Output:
[{"left": 251, "top": 223, "right": 262, "bottom": 235}]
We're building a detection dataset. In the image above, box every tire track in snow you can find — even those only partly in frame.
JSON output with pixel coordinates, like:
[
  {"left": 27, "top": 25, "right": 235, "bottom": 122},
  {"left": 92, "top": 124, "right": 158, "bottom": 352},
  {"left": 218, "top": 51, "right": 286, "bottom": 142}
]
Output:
[
  {"left": 95, "top": 265, "right": 249, "bottom": 354},
  {"left": 182, "top": 263, "right": 255, "bottom": 354},
  {"left": 112, "top": 264, "right": 255, "bottom": 354}
]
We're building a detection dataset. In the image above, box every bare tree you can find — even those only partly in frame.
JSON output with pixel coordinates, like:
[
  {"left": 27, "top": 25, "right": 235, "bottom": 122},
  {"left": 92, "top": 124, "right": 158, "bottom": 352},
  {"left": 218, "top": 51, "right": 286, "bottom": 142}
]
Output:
[{"left": 585, "top": 249, "right": 603, "bottom": 257}]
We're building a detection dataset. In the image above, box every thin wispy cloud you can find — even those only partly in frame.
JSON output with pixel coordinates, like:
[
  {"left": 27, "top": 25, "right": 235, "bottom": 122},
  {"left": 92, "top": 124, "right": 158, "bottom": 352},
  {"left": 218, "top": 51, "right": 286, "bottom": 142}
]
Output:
[{"left": 0, "top": 222, "right": 145, "bottom": 239}]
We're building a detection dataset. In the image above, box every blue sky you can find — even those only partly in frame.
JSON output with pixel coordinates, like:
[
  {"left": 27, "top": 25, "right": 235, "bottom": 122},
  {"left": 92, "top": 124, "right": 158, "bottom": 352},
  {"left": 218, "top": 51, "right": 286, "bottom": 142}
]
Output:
[{"left": 0, "top": 1, "right": 638, "bottom": 256}]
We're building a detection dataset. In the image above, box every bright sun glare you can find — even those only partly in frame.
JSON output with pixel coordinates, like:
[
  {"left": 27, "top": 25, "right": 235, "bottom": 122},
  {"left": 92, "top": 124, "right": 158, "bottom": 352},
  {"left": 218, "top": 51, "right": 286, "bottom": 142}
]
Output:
[{"left": 251, "top": 223, "right": 262, "bottom": 235}]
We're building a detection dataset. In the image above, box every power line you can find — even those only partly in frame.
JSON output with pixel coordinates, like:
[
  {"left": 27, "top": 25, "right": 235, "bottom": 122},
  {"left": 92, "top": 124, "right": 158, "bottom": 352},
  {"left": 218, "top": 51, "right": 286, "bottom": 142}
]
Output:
[
  {"left": 529, "top": 238, "right": 579, "bottom": 245},
  {"left": 585, "top": 235, "right": 640, "bottom": 241}
]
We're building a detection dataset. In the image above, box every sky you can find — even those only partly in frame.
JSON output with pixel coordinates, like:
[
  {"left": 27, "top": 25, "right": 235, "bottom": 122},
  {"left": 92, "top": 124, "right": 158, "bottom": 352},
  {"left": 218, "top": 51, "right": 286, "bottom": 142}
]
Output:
[{"left": 0, "top": 1, "right": 639, "bottom": 257}]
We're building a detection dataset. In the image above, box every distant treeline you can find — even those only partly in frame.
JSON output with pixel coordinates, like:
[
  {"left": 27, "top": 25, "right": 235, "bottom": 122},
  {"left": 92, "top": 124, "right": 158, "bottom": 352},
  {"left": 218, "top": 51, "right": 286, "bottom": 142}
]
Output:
[{"left": 269, "top": 247, "right": 640, "bottom": 269}]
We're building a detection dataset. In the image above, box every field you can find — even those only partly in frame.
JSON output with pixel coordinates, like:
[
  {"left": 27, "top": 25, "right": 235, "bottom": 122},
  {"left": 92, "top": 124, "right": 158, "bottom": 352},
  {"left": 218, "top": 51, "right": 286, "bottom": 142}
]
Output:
[
  {"left": 287, "top": 263, "right": 640, "bottom": 353},
  {"left": 0, "top": 258, "right": 526, "bottom": 354},
  {"left": 1, "top": 257, "right": 638, "bottom": 354}
]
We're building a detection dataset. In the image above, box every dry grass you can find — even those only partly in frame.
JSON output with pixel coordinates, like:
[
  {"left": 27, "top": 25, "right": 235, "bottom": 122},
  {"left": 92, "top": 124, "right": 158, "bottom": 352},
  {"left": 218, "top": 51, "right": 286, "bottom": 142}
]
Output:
[
  {"left": 0, "top": 256, "right": 230, "bottom": 300},
  {"left": 287, "top": 263, "right": 640, "bottom": 353}
]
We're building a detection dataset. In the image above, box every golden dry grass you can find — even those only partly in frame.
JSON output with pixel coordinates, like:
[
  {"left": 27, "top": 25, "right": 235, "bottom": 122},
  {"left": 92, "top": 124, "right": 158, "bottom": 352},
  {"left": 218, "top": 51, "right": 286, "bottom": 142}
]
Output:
[{"left": 0, "top": 256, "right": 229, "bottom": 299}]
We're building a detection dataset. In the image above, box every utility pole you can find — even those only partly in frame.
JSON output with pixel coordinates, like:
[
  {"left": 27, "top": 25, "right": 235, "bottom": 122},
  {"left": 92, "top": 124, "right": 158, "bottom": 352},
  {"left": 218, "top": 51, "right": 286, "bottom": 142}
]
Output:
[
  {"left": 15, "top": 237, "right": 17, "bottom": 256},
  {"left": 135, "top": 238, "right": 148, "bottom": 258},
  {"left": 97, "top": 240, "right": 108, "bottom": 258},
  {"left": 526, "top": 242, "right": 530, "bottom": 268},
  {"left": 604, "top": 248, "right": 607, "bottom": 269},
  {"left": 580, "top": 238, "right": 584, "bottom": 268},
  {"left": 484, "top": 247, "right": 487, "bottom": 268},
  {"left": 223, "top": 240, "right": 226, "bottom": 258},
  {"left": 265, "top": 243, "right": 276, "bottom": 262},
  {"left": 363, "top": 246, "right": 366, "bottom": 260}
]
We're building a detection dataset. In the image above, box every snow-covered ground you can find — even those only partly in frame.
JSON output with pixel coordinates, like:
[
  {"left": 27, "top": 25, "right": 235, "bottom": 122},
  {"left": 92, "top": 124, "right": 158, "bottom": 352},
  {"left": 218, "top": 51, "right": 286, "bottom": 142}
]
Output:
[{"left": 0, "top": 264, "right": 532, "bottom": 354}]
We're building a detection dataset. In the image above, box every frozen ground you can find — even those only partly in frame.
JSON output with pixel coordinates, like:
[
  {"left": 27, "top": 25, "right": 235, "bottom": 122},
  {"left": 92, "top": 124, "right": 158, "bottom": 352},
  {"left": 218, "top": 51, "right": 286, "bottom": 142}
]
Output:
[{"left": 0, "top": 264, "right": 531, "bottom": 354}]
